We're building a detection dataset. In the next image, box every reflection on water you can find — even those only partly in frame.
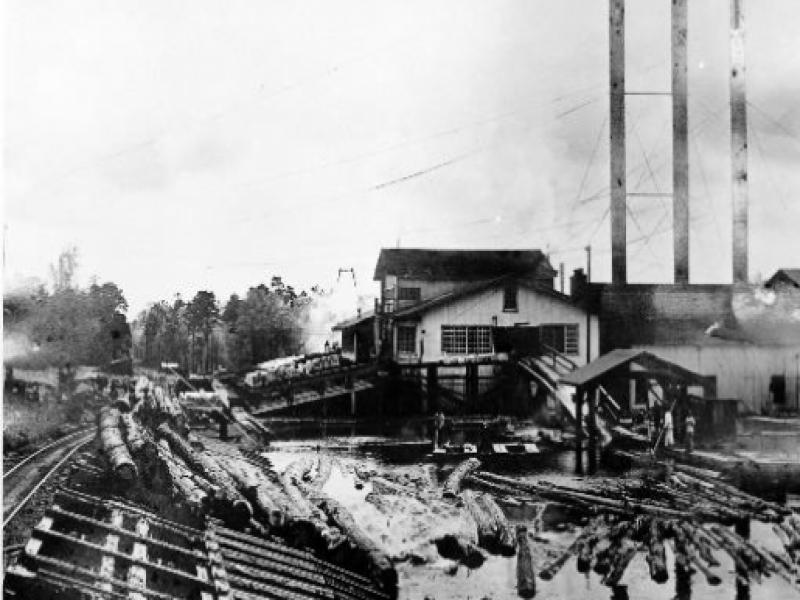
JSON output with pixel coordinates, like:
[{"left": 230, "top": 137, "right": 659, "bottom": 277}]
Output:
[{"left": 260, "top": 419, "right": 798, "bottom": 600}]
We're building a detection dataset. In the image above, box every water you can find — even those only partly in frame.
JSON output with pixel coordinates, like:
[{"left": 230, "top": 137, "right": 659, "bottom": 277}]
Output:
[{"left": 260, "top": 422, "right": 800, "bottom": 600}]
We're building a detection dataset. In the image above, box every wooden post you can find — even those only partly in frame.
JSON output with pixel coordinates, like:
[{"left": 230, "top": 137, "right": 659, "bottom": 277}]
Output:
[
  {"left": 672, "top": 0, "right": 689, "bottom": 284},
  {"left": 468, "top": 363, "right": 479, "bottom": 411},
  {"left": 588, "top": 386, "right": 598, "bottom": 474},
  {"left": 427, "top": 365, "right": 438, "bottom": 414},
  {"left": 609, "top": 0, "right": 627, "bottom": 285},
  {"left": 575, "top": 388, "right": 584, "bottom": 475},
  {"left": 730, "top": 0, "right": 749, "bottom": 284}
]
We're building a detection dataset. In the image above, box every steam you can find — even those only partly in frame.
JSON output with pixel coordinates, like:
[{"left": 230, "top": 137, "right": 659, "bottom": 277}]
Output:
[
  {"left": 301, "top": 280, "right": 373, "bottom": 353},
  {"left": 731, "top": 285, "right": 800, "bottom": 345}
]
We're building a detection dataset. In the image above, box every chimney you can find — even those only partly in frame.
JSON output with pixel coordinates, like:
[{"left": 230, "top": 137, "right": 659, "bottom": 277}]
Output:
[
  {"left": 609, "top": 0, "right": 627, "bottom": 285},
  {"left": 559, "top": 262, "right": 565, "bottom": 294},
  {"left": 570, "top": 268, "right": 588, "bottom": 299},
  {"left": 357, "top": 307, "right": 362, "bottom": 319},
  {"left": 672, "top": 0, "right": 690, "bottom": 284}
]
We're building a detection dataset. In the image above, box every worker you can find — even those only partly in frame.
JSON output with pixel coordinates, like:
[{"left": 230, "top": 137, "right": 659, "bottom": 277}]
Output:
[
  {"left": 433, "top": 410, "right": 446, "bottom": 450},
  {"left": 478, "top": 422, "right": 493, "bottom": 454},
  {"left": 663, "top": 409, "right": 675, "bottom": 448},
  {"left": 685, "top": 411, "right": 696, "bottom": 453}
]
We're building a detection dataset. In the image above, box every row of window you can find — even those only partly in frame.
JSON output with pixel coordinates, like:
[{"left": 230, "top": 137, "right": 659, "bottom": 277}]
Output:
[{"left": 397, "top": 323, "right": 580, "bottom": 355}]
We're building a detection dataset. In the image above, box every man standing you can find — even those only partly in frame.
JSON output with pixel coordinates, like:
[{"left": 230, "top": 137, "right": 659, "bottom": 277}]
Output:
[
  {"left": 433, "top": 410, "right": 446, "bottom": 450},
  {"left": 685, "top": 411, "right": 696, "bottom": 453},
  {"left": 663, "top": 409, "right": 675, "bottom": 448}
]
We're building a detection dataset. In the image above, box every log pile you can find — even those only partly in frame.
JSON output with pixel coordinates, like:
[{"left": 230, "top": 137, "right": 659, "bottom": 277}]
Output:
[
  {"left": 156, "top": 423, "right": 252, "bottom": 527},
  {"left": 97, "top": 406, "right": 137, "bottom": 480},
  {"left": 466, "top": 470, "right": 800, "bottom": 591}
]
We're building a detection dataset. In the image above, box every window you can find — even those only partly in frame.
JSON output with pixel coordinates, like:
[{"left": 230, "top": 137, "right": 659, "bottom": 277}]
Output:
[
  {"left": 441, "top": 326, "right": 492, "bottom": 354},
  {"left": 397, "top": 326, "right": 416, "bottom": 354},
  {"left": 383, "top": 299, "right": 394, "bottom": 313},
  {"left": 541, "top": 324, "right": 580, "bottom": 355},
  {"left": 398, "top": 287, "right": 421, "bottom": 302},
  {"left": 503, "top": 283, "right": 518, "bottom": 312}
]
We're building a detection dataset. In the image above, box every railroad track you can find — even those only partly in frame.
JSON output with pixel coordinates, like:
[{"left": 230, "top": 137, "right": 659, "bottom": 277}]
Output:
[{"left": 3, "top": 430, "right": 95, "bottom": 528}]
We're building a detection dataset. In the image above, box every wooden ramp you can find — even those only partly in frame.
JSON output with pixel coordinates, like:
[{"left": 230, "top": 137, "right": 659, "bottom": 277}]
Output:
[
  {"left": 252, "top": 379, "right": 374, "bottom": 416},
  {"left": 5, "top": 487, "right": 389, "bottom": 600}
]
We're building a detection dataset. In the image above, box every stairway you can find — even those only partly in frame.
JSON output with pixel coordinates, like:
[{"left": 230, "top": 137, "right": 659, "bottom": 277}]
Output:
[{"left": 518, "top": 349, "right": 616, "bottom": 447}]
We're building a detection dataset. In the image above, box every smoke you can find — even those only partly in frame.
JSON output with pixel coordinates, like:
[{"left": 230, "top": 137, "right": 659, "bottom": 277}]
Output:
[
  {"left": 301, "top": 279, "right": 373, "bottom": 353},
  {"left": 3, "top": 330, "right": 38, "bottom": 363},
  {"left": 731, "top": 285, "right": 800, "bottom": 346}
]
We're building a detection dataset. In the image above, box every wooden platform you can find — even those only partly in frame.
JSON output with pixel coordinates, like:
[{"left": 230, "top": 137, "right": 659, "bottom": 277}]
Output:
[
  {"left": 252, "top": 379, "right": 374, "bottom": 415},
  {"left": 4, "top": 487, "right": 389, "bottom": 600}
]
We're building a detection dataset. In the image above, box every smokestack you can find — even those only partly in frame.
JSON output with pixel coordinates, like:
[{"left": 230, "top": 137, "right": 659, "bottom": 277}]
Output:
[
  {"left": 672, "top": 0, "right": 689, "bottom": 284},
  {"left": 559, "top": 262, "right": 565, "bottom": 294},
  {"left": 609, "top": 0, "right": 627, "bottom": 285},
  {"left": 730, "top": 0, "right": 749, "bottom": 284}
]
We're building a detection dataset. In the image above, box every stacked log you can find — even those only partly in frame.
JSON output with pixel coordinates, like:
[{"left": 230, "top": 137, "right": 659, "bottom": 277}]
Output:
[
  {"left": 215, "top": 454, "right": 286, "bottom": 530},
  {"left": 97, "top": 406, "right": 137, "bottom": 480},
  {"left": 280, "top": 459, "right": 345, "bottom": 550},
  {"left": 515, "top": 526, "right": 536, "bottom": 598},
  {"left": 443, "top": 458, "right": 481, "bottom": 499},
  {"left": 307, "top": 491, "right": 397, "bottom": 596},
  {"left": 154, "top": 439, "right": 207, "bottom": 510},
  {"left": 156, "top": 423, "right": 252, "bottom": 527},
  {"left": 645, "top": 519, "right": 668, "bottom": 583}
]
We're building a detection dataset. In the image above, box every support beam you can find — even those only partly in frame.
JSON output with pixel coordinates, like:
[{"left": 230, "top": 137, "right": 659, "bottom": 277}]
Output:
[
  {"left": 609, "top": 0, "right": 627, "bottom": 284},
  {"left": 730, "top": 0, "right": 749, "bottom": 284},
  {"left": 672, "top": 0, "right": 690, "bottom": 284},
  {"left": 574, "top": 389, "right": 584, "bottom": 475}
]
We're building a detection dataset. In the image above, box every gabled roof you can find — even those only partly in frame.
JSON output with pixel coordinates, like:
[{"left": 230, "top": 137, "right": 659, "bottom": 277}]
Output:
[
  {"left": 391, "top": 276, "right": 579, "bottom": 320},
  {"left": 765, "top": 269, "right": 800, "bottom": 288},
  {"left": 560, "top": 349, "right": 709, "bottom": 388},
  {"left": 373, "top": 248, "right": 555, "bottom": 281}
]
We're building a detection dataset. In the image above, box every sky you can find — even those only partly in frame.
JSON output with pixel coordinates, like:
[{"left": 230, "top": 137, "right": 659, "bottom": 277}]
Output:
[{"left": 4, "top": 0, "right": 800, "bottom": 315}]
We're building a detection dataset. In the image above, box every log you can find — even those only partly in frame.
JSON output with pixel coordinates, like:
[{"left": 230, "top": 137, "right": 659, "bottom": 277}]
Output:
[
  {"left": 516, "top": 526, "right": 536, "bottom": 598},
  {"left": 601, "top": 538, "right": 637, "bottom": 587},
  {"left": 216, "top": 455, "right": 286, "bottom": 529},
  {"left": 475, "top": 493, "right": 517, "bottom": 556},
  {"left": 461, "top": 490, "right": 498, "bottom": 552},
  {"left": 540, "top": 519, "right": 606, "bottom": 581},
  {"left": 312, "top": 494, "right": 398, "bottom": 595},
  {"left": 97, "top": 407, "right": 137, "bottom": 480},
  {"left": 156, "top": 423, "right": 252, "bottom": 527},
  {"left": 434, "top": 534, "right": 486, "bottom": 569},
  {"left": 371, "top": 476, "right": 414, "bottom": 496},
  {"left": 690, "top": 553, "right": 722, "bottom": 586},
  {"left": 443, "top": 458, "right": 481, "bottom": 499},
  {"left": 646, "top": 519, "right": 668, "bottom": 583},
  {"left": 279, "top": 463, "right": 345, "bottom": 550}
]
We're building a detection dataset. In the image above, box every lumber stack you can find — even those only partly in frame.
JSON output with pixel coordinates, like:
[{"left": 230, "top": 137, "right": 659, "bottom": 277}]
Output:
[{"left": 97, "top": 406, "right": 137, "bottom": 480}]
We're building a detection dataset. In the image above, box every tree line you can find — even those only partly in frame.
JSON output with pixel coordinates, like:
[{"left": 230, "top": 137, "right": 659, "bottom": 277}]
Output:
[
  {"left": 133, "top": 276, "right": 325, "bottom": 374},
  {"left": 3, "top": 248, "right": 130, "bottom": 370}
]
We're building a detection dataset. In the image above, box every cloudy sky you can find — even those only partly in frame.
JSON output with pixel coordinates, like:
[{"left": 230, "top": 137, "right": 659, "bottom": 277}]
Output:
[{"left": 4, "top": 0, "right": 799, "bottom": 313}]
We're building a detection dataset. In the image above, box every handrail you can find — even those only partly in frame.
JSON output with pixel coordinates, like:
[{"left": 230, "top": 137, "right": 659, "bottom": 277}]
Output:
[{"left": 540, "top": 344, "right": 579, "bottom": 372}]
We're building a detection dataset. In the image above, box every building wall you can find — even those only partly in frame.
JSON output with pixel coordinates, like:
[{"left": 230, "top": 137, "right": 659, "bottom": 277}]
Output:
[
  {"left": 394, "top": 286, "right": 599, "bottom": 364},
  {"left": 631, "top": 344, "right": 800, "bottom": 414}
]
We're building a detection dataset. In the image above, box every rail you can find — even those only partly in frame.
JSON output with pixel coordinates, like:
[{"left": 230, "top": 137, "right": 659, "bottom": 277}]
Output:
[
  {"left": 3, "top": 433, "right": 94, "bottom": 528},
  {"left": 4, "top": 427, "right": 94, "bottom": 481},
  {"left": 540, "top": 344, "right": 579, "bottom": 373}
]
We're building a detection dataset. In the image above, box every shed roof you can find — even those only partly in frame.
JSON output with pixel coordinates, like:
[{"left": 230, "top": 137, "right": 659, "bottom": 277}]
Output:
[
  {"left": 765, "top": 268, "right": 800, "bottom": 288},
  {"left": 373, "top": 248, "right": 554, "bottom": 281},
  {"left": 560, "top": 349, "right": 709, "bottom": 388}
]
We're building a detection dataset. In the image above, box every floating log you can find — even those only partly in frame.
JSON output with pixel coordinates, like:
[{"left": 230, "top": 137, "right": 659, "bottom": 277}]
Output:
[
  {"left": 371, "top": 476, "right": 414, "bottom": 496},
  {"left": 311, "top": 493, "right": 398, "bottom": 595},
  {"left": 280, "top": 461, "right": 345, "bottom": 550},
  {"left": 601, "top": 538, "right": 637, "bottom": 587},
  {"left": 516, "top": 526, "right": 536, "bottom": 598},
  {"left": 646, "top": 519, "right": 668, "bottom": 583},
  {"left": 475, "top": 493, "right": 517, "bottom": 556},
  {"left": 443, "top": 458, "right": 481, "bottom": 499},
  {"left": 540, "top": 519, "right": 606, "bottom": 581},
  {"left": 434, "top": 534, "right": 486, "bottom": 569}
]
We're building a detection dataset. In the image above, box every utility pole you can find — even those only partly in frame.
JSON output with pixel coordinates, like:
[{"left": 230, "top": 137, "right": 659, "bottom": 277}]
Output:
[{"left": 730, "top": 0, "right": 749, "bottom": 284}]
